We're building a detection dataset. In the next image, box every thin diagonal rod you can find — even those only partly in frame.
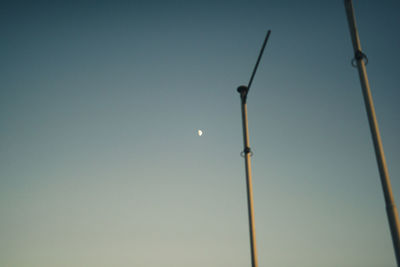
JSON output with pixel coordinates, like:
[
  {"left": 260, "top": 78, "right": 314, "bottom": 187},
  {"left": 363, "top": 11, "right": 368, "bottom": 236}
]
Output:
[{"left": 247, "top": 30, "right": 271, "bottom": 90}]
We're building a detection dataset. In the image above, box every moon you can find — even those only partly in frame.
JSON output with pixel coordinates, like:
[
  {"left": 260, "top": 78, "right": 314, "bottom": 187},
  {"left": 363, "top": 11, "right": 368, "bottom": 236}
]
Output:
[{"left": 198, "top": 130, "right": 203, "bottom": 136}]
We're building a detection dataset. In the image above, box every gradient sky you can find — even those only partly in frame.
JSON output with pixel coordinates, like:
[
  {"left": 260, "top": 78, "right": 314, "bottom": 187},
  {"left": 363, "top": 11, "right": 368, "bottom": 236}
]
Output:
[{"left": 1, "top": 1, "right": 400, "bottom": 266}]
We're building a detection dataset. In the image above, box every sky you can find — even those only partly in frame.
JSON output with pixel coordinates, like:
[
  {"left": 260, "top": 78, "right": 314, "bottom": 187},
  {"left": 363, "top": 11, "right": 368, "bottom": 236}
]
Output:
[{"left": 1, "top": 1, "right": 400, "bottom": 266}]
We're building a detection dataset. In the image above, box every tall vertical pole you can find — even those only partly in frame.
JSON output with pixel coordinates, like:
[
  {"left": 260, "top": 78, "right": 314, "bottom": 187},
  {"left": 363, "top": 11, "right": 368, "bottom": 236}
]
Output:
[
  {"left": 344, "top": 1, "right": 400, "bottom": 265},
  {"left": 238, "top": 85, "right": 258, "bottom": 267},
  {"left": 237, "top": 30, "right": 271, "bottom": 267}
]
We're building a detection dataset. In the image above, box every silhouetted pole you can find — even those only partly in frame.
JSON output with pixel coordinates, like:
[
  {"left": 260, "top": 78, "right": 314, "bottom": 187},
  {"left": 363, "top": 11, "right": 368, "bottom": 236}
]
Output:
[
  {"left": 238, "top": 85, "right": 258, "bottom": 267},
  {"left": 344, "top": 1, "right": 400, "bottom": 265},
  {"left": 237, "top": 30, "right": 271, "bottom": 267}
]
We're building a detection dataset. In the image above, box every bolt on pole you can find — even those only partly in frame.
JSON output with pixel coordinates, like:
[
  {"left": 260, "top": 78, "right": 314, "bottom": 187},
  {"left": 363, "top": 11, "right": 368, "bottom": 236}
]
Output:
[{"left": 344, "top": 1, "right": 400, "bottom": 265}]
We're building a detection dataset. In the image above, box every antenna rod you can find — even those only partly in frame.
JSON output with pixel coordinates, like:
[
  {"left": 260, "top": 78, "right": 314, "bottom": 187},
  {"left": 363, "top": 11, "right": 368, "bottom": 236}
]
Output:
[
  {"left": 237, "top": 30, "right": 271, "bottom": 267},
  {"left": 344, "top": 1, "right": 400, "bottom": 265},
  {"left": 248, "top": 30, "right": 271, "bottom": 91}
]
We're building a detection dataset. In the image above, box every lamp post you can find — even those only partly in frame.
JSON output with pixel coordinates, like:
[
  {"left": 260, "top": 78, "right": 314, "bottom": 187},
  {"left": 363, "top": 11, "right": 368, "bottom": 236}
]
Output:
[
  {"left": 237, "top": 30, "right": 271, "bottom": 267},
  {"left": 344, "top": 1, "right": 400, "bottom": 265}
]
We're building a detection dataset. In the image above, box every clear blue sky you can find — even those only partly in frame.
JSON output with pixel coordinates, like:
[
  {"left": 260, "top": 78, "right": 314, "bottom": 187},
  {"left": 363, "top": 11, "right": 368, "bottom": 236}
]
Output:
[{"left": 1, "top": 1, "right": 399, "bottom": 266}]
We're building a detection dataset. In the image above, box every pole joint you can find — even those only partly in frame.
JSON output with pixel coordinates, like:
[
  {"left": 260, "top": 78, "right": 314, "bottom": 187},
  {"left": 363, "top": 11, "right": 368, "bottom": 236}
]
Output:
[
  {"left": 240, "top": 147, "right": 254, "bottom": 157},
  {"left": 237, "top": 85, "right": 249, "bottom": 103},
  {"left": 351, "top": 49, "right": 368, "bottom": 67}
]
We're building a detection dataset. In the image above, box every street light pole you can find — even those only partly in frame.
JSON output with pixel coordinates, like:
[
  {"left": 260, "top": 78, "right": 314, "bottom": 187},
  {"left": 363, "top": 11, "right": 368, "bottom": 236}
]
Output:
[
  {"left": 237, "top": 30, "right": 271, "bottom": 267},
  {"left": 344, "top": 1, "right": 400, "bottom": 265}
]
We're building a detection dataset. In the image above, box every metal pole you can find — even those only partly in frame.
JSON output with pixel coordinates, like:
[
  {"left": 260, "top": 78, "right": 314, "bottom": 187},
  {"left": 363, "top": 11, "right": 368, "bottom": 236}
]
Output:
[
  {"left": 344, "top": 1, "right": 400, "bottom": 265},
  {"left": 238, "top": 85, "right": 258, "bottom": 267},
  {"left": 236, "top": 31, "right": 271, "bottom": 267}
]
